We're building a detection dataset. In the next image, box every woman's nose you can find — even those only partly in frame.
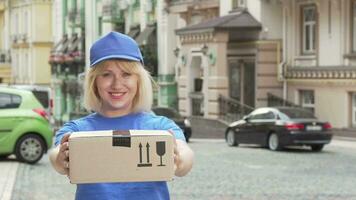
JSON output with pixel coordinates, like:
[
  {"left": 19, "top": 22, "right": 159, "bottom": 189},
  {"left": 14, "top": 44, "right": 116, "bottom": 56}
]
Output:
[{"left": 111, "top": 75, "right": 126, "bottom": 89}]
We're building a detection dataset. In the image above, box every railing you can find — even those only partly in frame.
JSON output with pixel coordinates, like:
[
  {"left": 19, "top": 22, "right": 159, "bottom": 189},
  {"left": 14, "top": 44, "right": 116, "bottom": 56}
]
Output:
[
  {"left": 285, "top": 66, "right": 356, "bottom": 79},
  {"left": 218, "top": 95, "right": 254, "bottom": 123},
  {"left": 267, "top": 93, "right": 300, "bottom": 107}
]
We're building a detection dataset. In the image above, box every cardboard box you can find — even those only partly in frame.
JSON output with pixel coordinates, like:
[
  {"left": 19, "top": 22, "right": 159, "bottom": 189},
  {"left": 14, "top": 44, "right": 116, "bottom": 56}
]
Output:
[{"left": 68, "top": 130, "right": 174, "bottom": 184}]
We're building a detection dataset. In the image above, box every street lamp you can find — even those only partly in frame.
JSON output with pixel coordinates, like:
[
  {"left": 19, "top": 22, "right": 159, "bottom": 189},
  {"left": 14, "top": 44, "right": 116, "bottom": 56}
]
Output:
[
  {"left": 173, "top": 47, "right": 180, "bottom": 57},
  {"left": 201, "top": 44, "right": 208, "bottom": 55}
]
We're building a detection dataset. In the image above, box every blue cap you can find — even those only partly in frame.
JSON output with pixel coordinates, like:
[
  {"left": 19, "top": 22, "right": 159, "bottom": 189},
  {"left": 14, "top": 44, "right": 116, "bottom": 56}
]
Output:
[{"left": 90, "top": 32, "right": 144, "bottom": 67}]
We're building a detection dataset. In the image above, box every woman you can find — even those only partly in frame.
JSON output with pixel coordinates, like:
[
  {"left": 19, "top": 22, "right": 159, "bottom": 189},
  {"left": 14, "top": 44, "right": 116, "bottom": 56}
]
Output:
[{"left": 49, "top": 32, "right": 194, "bottom": 200}]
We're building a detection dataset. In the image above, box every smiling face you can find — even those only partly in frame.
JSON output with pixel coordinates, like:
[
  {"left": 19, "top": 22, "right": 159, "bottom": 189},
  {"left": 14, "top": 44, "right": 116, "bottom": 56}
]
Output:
[{"left": 95, "top": 60, "right": 138, "bottom": 117}]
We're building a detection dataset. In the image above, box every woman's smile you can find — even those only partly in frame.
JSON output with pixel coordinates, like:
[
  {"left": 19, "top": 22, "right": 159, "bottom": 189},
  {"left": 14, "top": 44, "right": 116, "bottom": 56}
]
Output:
[{"left": 109, "top": 91, "right": 126, "bottom": 99}]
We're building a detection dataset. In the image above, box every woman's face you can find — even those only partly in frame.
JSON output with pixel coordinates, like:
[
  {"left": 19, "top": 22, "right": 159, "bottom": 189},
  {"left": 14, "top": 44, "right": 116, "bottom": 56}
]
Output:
[{"left": 95, "top": 60, "right": 138, "bottom": 117}]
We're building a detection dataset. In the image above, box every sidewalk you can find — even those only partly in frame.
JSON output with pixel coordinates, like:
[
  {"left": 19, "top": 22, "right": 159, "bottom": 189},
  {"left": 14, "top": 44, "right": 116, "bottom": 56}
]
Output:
[{"left": 0, "top": 157, "right": 19, "bottom": 200}]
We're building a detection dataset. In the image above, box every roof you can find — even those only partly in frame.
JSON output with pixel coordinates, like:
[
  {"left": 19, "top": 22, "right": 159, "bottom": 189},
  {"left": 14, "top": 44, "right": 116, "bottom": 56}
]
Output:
[{"left": 176, "top": 10, "right": 262, "bottom": 35}]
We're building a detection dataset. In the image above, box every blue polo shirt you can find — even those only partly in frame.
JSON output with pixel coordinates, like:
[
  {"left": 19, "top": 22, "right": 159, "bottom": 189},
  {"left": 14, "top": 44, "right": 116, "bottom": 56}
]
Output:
[{"left": 55, "top": 112, "right": 186, "bottom": 200}]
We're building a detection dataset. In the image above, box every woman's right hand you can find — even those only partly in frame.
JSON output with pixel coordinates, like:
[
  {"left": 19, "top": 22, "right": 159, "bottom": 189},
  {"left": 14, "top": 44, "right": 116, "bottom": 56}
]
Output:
[{"left": 49, "top": 133, "right": 71, "bottom": 175}]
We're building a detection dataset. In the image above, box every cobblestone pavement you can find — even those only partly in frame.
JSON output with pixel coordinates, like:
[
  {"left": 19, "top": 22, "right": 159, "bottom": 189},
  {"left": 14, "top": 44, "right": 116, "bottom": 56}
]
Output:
[{"left": 4, "top": 139, "right": 356, "bottom": 200}]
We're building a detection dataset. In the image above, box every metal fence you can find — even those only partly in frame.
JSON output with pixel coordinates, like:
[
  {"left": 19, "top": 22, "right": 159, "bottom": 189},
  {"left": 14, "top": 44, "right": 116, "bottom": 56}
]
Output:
[
  {"left": 266, "top": 93, "right": 300, "bottom": 107},
  {"left": 218, "top": 95, "right": 254, "bottom": 123}
]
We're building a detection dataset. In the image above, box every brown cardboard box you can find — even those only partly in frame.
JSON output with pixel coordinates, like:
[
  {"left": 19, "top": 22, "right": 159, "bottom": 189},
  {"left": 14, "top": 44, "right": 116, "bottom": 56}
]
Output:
[{"left": 68, "top": 130, "right": 174, "bottom": 184}]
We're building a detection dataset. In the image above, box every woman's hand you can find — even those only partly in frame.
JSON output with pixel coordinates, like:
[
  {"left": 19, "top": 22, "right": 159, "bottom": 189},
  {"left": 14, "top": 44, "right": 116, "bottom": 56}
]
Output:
[
  {"left": 170, "top": 132, "right": 194, "bottom": 177},
  {"left": 49, "top": 133, "right": 71, "bottom": 175}
]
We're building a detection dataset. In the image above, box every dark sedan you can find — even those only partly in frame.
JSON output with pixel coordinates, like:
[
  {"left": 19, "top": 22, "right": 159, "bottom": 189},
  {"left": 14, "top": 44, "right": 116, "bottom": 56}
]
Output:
[
  {"left": 152, "top": 107, "right": 192, "bottom": 142},
  {"left": 225, "top": 107, "right": 333, "bottom": 151}
]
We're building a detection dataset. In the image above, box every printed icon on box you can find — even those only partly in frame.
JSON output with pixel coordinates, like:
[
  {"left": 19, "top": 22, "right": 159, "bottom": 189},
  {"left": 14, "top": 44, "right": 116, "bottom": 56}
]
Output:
[
  {"left": 156, "top": 141, "right": 166, "bottom": 166},
  {"left": 137, "top": 142, "right": 152, "bottom": 167},
  {"left": 137, "top": 141, "right": 167, "bottom": 167}
]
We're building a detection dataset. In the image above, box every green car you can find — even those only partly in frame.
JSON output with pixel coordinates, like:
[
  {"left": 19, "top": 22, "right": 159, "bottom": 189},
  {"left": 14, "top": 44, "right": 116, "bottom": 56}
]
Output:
[{"left": 0, "top": 87, "right": 53, "bottom": 164}]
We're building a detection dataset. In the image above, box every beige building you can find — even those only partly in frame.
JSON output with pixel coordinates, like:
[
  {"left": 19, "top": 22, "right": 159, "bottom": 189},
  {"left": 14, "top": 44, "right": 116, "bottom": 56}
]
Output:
[
  {"left": 168, "top": 0, "right": 356, "bottom": 129},
  {"left": 10, "top": 0, "right": 52, "bottom": 85},
  {"left": 282, "top": 0, "right": 356, "bottom": 129},
  {"left": 0, "top": 0, "right": 11, "bottom": 84},
  {"left": 168, "top": 0, "right": 284, "bottom": 121}
]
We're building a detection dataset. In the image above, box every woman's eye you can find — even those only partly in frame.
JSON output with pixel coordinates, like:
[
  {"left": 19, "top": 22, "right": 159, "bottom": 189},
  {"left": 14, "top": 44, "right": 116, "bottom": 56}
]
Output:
[
  {"left": 101, "top": 72, "right": 112, "bottom": 77},
  {"left": 122, "top": 72, "right": 131, "bottom": 77}
]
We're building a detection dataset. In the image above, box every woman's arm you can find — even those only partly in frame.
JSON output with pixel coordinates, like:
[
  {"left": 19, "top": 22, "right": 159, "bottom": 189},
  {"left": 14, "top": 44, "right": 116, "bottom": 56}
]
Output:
[
  {"left": 174, "top": 139, "right": 194, "bottom": 177},
  {"left": 49, "top": 133, "right": 71, "bottom": 175}
]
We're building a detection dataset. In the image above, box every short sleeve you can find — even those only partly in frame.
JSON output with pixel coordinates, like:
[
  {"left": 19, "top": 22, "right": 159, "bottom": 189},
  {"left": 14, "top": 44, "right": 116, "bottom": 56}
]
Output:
[
  {"left": 54, "top": 121, "right": 80, "bottom": 146},
  {"left": 158, "top": 117, "right": 186, "bottom": 142}
]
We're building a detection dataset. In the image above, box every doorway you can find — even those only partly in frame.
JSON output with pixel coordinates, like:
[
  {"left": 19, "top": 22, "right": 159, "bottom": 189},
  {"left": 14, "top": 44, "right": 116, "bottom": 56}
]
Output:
[{"left": 228, "top": 58, "right": 255, "bottom": 108}]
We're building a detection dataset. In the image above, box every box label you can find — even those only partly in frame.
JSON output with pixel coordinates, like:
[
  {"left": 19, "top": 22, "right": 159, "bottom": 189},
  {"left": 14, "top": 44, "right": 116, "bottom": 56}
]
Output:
[{"left": 112, "top": 130, "right": 131, "bottom": 147}]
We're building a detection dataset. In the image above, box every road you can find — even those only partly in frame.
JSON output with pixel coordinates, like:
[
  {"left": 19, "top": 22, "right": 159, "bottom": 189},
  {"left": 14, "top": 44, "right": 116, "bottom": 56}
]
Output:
[{"left": 1, "top": 138, "right": 356, "bottom": 200}]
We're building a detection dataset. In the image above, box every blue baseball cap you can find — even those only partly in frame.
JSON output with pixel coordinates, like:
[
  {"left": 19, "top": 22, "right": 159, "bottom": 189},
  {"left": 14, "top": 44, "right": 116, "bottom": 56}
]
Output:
[{"left": 90, "top": 31, "right": 144, "bottom": 67}]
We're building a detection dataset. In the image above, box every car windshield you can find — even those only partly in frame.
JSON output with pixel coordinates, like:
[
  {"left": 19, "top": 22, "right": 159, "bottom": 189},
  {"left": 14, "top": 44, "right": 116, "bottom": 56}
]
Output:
[
  {"left": 153, "top": 108, "right": 181, "bottom": 119},
  {"left": 278, "top": 108, "right": 316, "bottom": 119}
]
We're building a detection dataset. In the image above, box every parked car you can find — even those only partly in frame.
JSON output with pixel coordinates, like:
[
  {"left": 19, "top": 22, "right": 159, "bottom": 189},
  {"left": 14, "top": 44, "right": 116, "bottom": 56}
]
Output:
[
  {"left": 225, "top": 107, "right": 333, "bottom": 152},
  {"left": 152, "top": 107, "right": 192, "bottom": 142},
  {"left": 9, "top": 84, "right": 54, "bottom": 124},
  {"left": 0, "top": 87, "right": 53, "bottom": 164}
]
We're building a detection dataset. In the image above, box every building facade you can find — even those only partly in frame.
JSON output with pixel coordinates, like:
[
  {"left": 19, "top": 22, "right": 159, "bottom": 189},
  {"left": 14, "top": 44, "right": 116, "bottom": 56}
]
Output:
[
  {"left": 169, "top": 0, "right": 284, "bottom": 121},
  {"left": 49, "top": 0, "right": 85, "bottom": 124},
  {"left": 0, "top": 0, "right": 11, "bottom": 84},
  {"left": 10, "top": 0, "right": 52, "bottom": 85},
  {"left": 282, "top": 0, "right": 356, "bottom": 129}
]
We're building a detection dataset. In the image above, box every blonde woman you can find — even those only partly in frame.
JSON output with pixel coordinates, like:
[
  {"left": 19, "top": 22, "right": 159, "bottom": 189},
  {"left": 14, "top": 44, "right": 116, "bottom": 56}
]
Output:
[{"left": 50, "top": 32, "right": 194, "bottom": 200}]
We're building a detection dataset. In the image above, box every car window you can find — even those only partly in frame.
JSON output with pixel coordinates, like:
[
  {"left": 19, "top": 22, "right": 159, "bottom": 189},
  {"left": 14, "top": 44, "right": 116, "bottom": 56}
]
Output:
[
  {"left": 278, "top": 108, "right": 316, "bottom": 119},
  {"left": 31, "top": 90, "right": 49, "bottom": 108},
  {"left": 250, "top": 111, "right": 275, "bottom": 120},
  {"left": 0, "top": 93, "right": 21, "bottom": 109}
]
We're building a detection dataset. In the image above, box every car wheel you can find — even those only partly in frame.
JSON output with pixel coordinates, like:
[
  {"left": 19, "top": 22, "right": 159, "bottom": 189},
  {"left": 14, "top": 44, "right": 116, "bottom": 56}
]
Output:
[
  {"left": 15, "top": 134, "right": 45, "bottom": 164},
  {"left": 268, "top": 133, "right": 282, "bottom": 151},
  {"left": 311, "top": 144, "right": 324, "bottom": 152},
  {"left": 226, "top": 130, "right": 238, "bottom": 146}
]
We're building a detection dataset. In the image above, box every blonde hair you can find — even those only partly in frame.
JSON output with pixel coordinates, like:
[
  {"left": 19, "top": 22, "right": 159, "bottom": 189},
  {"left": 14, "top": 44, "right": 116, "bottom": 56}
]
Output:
[{"left": 83, "top": 60, "right": 154, "bottom": 114}]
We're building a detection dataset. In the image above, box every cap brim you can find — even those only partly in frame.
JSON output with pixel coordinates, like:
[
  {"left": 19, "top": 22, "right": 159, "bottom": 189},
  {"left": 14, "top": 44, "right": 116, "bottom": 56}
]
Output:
[{"left": 90, "top": 55, "right": 141, "bottom": 67}]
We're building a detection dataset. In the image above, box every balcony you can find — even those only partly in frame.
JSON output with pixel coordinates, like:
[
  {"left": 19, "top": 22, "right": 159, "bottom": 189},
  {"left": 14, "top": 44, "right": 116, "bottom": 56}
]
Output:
[
  {"left": 102, "top": 1, "right": 124, "bottom": 23},
  {"left": 67, "top": 8, "right": 84, "bottom": 27},
  {"left": 285, "top": 66, "right": 356, "bottom": 79},
  {"left": 168, "top": 0, "right": 219, "bottom": 13}
]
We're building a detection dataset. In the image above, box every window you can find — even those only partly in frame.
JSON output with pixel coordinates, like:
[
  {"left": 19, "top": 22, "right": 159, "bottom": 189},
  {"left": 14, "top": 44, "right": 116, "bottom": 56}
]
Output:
[
  {"left": 302, "top": 5, "right": 316, "bottom": 54},
  {"left": 352, "top": 93, "right": 356, "bottom": 127},
  {"left": 249, "top": 109, "right": 275, "bottom": 121},
  {"left": 229, "top": 64, "right": 241, "bottom": 101},
  {"left": 279, "top": 108, "right": 316, "bottom": 119},
  {"left": 232, "top": 0, "right": 246, "bottom": 9},
  {"left": 0, "top": 93, "right": 21, "bottom": 109},
  {"left": 352, "top": 1, "right": 356, "bottom": 52},
  {"left": 299, "top": 90, "right": 315, "bottom": 114},
  {"left": 24, "top": 11, "right": 28, "bottom": 36}
]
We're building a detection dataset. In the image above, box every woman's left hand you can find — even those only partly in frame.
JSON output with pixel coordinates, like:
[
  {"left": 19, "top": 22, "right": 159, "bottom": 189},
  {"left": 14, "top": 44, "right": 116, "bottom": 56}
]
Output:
[{"left": 170, "top": 132, "right": 194, "bottom": 177}]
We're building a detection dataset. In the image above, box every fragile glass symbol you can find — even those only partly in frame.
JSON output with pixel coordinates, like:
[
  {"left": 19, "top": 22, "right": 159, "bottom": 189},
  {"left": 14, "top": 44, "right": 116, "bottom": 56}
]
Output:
[{"left": 156, "top": 141, "right": 166, "bottom": 166}]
